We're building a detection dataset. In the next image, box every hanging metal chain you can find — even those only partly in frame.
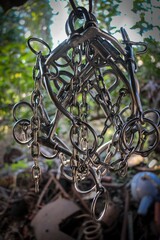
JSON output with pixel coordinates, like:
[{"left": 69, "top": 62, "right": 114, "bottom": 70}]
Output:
[
  {"left": 13, "top": 2, "right": 160, "bottom": 221},
  {"left": 30, "top": 54, "right": 42, "bottom": 193},
  {"left": 80, "top": 89, "right": 88, "bottom": 151}
]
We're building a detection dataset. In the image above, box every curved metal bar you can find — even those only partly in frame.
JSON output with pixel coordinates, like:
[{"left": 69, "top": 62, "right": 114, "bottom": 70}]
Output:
[
  {"left": 121, "top": 27, "right": 144, "bottom": 118},
  {"left": 43, "top": 75, "right": 75, "bottom": 123},
  {"left": 91, "top": 187, "right": 109, "bottom": 221},
  {"left": 143, "top": 109, "right": 160, "bottom": 127},
  {"left": 45, "top": 26, "right": 126, "bottom": 66},
  {"left": 28, "top": 37, "right": 51, "bottom": 56},
  {"left": 119, "top": 119, "right": 141, "bottom": 153},
  {"left": 13, "top": 101, "right": 33, "bottom": 122},
  {"left": 74, "top": 176, "right": 96, "bottom": 194}
]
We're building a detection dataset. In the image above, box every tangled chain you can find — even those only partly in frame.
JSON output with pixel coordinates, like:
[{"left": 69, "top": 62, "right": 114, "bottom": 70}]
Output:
[{"left": 13, "top": 6, "right": 160, "bottom": 221}]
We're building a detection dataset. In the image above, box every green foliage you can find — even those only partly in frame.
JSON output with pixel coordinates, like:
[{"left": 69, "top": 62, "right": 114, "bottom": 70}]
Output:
[
  {"left": 95, "top": 0, "right": 122, "bottom": 33},
  {"left": 131, "top": 0, "right": 160, "bottom": 35},
  {"left": 4, "top": 159, "right": 28, "bottom": 172},
  {"left": 0, "top": 0, "right": 53, "bottom": 125}
]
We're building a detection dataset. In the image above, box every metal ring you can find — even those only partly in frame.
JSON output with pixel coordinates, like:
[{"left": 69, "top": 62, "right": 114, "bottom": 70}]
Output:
[
  {"left": 13, "top": 119, "right": 32, "bottom": 144},
  {"left": 66, "top": 6, "right": 93, "bottom": 36},
  {"left": 118, "top": 160, "right": 128, "bottom": 177},
  {"left": 31, "top": 90, "right": 42, "bottom": 107},
  {"left": 13, "top": 101, "right": 33, "bottom": 122},
  {"left": 91, "top": 187, "right": 109, "bottom": 221},
  {"left": 135, "top": 120, "right": 160, "bottom": 156},
  {"left": 74, "top": 178, "right": 96, "bottom": 194},
  {"left": 31, "top": 141, "right": 40, "bottom": 158},
  {"left": 28, "top": 37, "right": 51, "bottom": 56},
  {"left": 121, "top": 117, "right": 160, "bottom": 156},
  {"left": 143, "top": 109, "right": 160, "bottom": 127},
  {"left": 120, "top": 118, "right": 141, "bottom": 152}
]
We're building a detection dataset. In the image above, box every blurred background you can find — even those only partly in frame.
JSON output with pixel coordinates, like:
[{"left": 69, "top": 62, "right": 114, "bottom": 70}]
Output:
[{"left": 0, "top": 0, "right": 160, "bottom": 239}]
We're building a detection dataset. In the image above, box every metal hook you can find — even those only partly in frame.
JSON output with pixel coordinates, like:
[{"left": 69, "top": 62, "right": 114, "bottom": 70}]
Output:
[{"left": 91, "top": 186, "right": 109, "bottom": 221}]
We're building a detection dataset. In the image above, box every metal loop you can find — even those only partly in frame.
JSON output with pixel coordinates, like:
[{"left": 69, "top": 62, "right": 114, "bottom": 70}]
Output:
[
  {"left": 60, "top": 163, "right": 73, "bottom": 181},
  {"left": 13, "top": 101, "right": 33, "bottom": 122},
  {"left": 91, "top": 187, "right": 109, "bottom": 221},
  {"left": 28, "top": 37, "right": 51, "bottom": 56},
  {"left": 120, "top": 117, "right": 160, "bottom": 156},
  {"left": 74, "top": 177, "right": 96, "bottom": 194},
  {"left": 13, "top": 119, "right": 32, "bottom": 144},
  {"left": 65, "top": 6, "right": 96, "bottom": 36},
  {"left": 143, "top": 109, "right": 160, "bottom": 127}
]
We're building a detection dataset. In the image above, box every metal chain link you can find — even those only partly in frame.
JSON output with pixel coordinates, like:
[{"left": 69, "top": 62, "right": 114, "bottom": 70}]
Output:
[{"left": 30, "top": 55, "right": 42, "bottom": 193}]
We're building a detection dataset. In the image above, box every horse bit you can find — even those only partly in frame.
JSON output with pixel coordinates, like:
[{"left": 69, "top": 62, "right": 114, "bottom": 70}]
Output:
[{"left": 13, "top": 1, "right": 160, "bottom": 221}]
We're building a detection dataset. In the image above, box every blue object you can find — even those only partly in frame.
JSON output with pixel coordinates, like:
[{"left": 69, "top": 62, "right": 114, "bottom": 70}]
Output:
[{"left": 131, "top": 172, "right": 160, "bottom": 215}]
